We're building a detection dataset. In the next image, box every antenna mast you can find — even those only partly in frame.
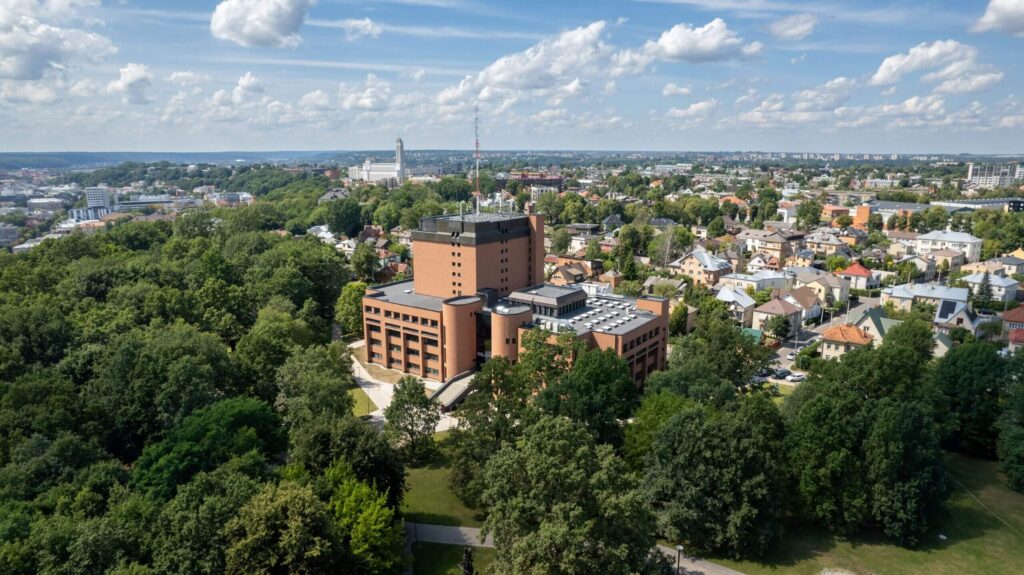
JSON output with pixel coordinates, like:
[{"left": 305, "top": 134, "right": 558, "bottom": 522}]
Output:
[{"left": 474, "top": 104, "right": 480, "bottom": 213}]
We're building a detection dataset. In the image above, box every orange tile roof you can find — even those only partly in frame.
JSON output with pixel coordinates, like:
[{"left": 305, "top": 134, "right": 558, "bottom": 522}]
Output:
[
  {"left": 822, "top": 324, "right": 873, "bottom": 346},
  {"left": 838, "top": 261, "right": 873, "bottom": 277}
]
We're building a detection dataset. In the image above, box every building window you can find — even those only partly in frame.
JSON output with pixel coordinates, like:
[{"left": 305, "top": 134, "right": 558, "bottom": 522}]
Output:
[
  {"left": 371, "top": 353, "right": 382, "bottom": 360},
  {"left": 369, "top": 338, "right": 382, "bottom": 346},
  {"left": 389, "top": 344, "right": 401, "bottom": 352},
  {"left": 427, "top": 368, "right": 439, "bottom": 375},
  {"left": 368, "top": 325, "right": 381, "bottom": 333}
]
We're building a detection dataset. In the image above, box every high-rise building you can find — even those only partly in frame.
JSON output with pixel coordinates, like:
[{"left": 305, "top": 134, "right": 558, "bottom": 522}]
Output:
[
  {"left": 967, "top": 163, "right": 1022, "bottom": 189},
  {"left": 361, "top": 209, "right": 669, "bottom": 391},
  {"left": 85, "top": 186, "right": 113, "bottom": 210}
]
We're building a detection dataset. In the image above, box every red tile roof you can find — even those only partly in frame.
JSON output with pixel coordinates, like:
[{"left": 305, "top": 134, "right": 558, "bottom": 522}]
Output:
[
  {"left": 822, "top": 324, "right": 873, "bottom": 346},
  {"left": 838, "top": 261, "right": 873, "bottom": 277}
]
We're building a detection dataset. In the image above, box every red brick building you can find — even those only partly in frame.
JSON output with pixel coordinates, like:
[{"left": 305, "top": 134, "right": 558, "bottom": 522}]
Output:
[{"left": 362, "top": 211, "right": 668, "bottom": 385}]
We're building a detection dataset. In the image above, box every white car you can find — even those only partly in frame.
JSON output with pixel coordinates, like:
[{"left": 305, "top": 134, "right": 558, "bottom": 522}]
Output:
[
  {"left": 785, "top": 373, "right": 806, "bottom": 383},
  {"left": 785, "top": 352, "right": 797, "bottom": 360}
]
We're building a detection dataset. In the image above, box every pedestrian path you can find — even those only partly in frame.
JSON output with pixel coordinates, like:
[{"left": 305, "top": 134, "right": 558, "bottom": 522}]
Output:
[
  {"left": 348, "top": 341, "right": 457, "bottom": 432},
  {"left": 403, "top": 522, "right": 746, "bottom": 575}
]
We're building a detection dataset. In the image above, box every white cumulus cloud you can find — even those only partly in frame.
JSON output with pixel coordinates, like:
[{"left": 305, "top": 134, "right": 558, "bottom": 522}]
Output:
[
  {"left": 167, "top": 71, "right": 210, "bottom": 86},
  {"left": 612, "top": 18, "right": 760, "bottom": 75},
  {"left": 106, "top": 63, "right": 153, "bottom": 105},
  {"left": 0, "top": 0, "right": 116, "bottom": 81},
  {"left": 437, "top": 21, "right": 610, "bottom": 115},
  {"left": 337, "top": 17, "right": 381, "bottom": 41},
  {"left": 870, "top": 40, "right": 975, "bottom": 85},
  {"left": 973, "top": 0, "right": 1024, "bottom": 37},
  {"left": 667, "top": 98, "right": 718, "bottom": 118},
  {"left": 769, "top": 14, "right": 818, "bottom": 40},
  {"left": 210, "top": 0, "right": 315, "bottom": 48},
  {"left": 662, "top": 82, "right": 692, "bottom": 96},
  {"left": 870, "top": 39, "right": 1002, "bottom": 95}
]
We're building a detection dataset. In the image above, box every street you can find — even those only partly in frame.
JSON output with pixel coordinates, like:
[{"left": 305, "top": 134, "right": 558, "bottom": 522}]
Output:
[{"left": 768, "top": 295, "right": 879, "bottom": 377}]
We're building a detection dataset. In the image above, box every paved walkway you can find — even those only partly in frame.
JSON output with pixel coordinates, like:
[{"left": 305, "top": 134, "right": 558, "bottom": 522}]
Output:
[
  {"left": 348, "top": 341, "right": 457, "bottom": 432},
  {"left": 404, "top": 522, "right": 745, "bottom": 575}
]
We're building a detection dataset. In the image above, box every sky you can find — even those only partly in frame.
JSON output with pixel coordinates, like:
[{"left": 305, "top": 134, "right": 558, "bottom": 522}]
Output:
[{"left": 1, "top": 0, "right": 1024, "bottom": 154}]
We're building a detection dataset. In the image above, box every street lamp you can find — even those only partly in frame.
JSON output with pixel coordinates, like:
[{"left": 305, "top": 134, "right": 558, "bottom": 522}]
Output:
[{"left": 675, "top": 544, "right": 685, "bottom": 573}]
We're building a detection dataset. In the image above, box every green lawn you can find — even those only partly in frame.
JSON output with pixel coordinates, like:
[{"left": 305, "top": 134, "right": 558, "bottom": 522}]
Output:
[
  {"left": 411, "top": 542, "right": 496, "bottom": 575},
  {"left": 402, "top": 441, "right": 485, "bottom": 528},
  {"left": 348, "top": 385, "right": 377, "bottom": 417},
  {"left": 712, "top": 453, "right": 1024, "bottom": 575}
]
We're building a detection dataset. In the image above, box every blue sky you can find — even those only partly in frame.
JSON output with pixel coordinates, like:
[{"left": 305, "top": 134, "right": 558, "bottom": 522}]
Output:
[{"left": 2, "top": 0, "right": 1023, "bottom": 153}]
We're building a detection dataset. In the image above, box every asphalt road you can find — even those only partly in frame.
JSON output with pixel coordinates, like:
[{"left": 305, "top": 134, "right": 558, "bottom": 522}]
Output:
[{"left": 768, "top": 296, "right": 880, "bottom": 379}]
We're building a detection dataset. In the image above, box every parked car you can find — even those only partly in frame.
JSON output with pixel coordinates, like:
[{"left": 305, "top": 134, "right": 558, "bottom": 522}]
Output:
[
  {"left": 785, "top": 351, "right": 797, "bottom": 360},
  {"left": 774, "top": 368, "right": 791, "bottom": 379},
  {"left": 785, "top": 373, "right": 806, "bottom": 383}
]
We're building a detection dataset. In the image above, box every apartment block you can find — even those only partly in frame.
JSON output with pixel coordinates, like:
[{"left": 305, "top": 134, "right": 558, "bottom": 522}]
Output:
[{"left": 362, "top": 211, "right": 668, "bottom": 385}]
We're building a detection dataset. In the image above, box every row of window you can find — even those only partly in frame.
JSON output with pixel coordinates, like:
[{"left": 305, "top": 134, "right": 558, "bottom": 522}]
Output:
[
  {"left": 623, "top": 327, "right": 661, "bottom": 352},
  {"left": 365, "top": 307, "right": 440, "bottom": 328}
]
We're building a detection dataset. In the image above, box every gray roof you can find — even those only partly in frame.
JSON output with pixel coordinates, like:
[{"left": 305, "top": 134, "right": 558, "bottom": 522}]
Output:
[
  {"left": 917, "top": 230, "right": 982, "bottom": 243},
  {"left": 883, "top": 282, "right": 969, "bottom": 302},
  {"left": 963, "top": 272, "right": 1019, "bottom": 288},
  {"left": 716, "top": 286, "right": 755, "bottom": 308},
  {"left": 366, "top": 280, "right": 445, "bottom": 311}
]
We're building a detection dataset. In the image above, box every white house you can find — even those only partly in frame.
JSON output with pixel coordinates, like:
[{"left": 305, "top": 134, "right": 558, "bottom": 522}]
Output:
[
  {"left": 962, "top": 272, "right": 1020, "bottom": 303},
  {"left": 915, "top": 230, "right": 983, "bottom": 262}
]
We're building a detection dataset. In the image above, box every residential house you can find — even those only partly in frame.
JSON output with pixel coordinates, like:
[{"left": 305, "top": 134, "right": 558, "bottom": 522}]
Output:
[
  {"left": 997, "top": 255, "right": 1024, "bottom": 276},
  {"left": 929, "top": 249, "right": 965, "bottom": 274},
  {"left": 836, "top": 261, "right": 879, "bottom": 290},
  {"left": 849, "top": 306, "right": 953, "bottom": 357},
  {"left": 751, "top": 298, "right": 802, "bottom": 339},
  {"left": 1007, "top": 329, "right": 1024, "bottom": 354},
  {"left": 669, "top": 248, "right": 733, "bottom": 288},
  {"left": 643, "top": 276, "right": 686, "bottom": 297},
  {"left": 746, "top": 253, "right": 782, "bottom": 271},
  {"left": 849, "top": 307, "right": 902, "bottom": 342},
  {"left": 838, "top": 227, "right": 868, "bottom": 247},
  {"left": 962, "top": 271, "right": 1020, "bottom": 303},
  {"left": 795, "top": 271, "right": 850, "bottom": 305},
  {"left": 820, "top": 324, "right": 873, "bottom": 361},
  {"left": 549, "top": 264, "right": 589, "bottom": 286},
  {"left": 881, "top": 283, "right": 970, "bottom": 312},
  {"left": 649, "top": 217, "right": 677, "bottom": 230},
  {"left": 737, "top": 229, "right": 790, "bottom": 260},
  {"left": 602, "top": 213, "right": 624, "bottom": 232},
  {"left": 786, "top": 248, "right": 816, "bottom": 268},
  {"left": 598, "top": 269, "right": 624, "bottom": 288},
  {"left": 1003, "top": 306, "right": 1024, "bottom": 337},
  {"left": 933, "top": 299, "right": 983, "bottom": 336},
  {"left": 916, "top": 230, "right": 983, "bottom": 262},
  {"left": 570, "top": 233, "right": 601, "bottom": 254},
  {"left": 961, "top": 259, "right": 1005, "bottom": 275},
  {"left": 716, "top": 286, "right": 756, "bottom": 327},
  {"left": 896, "top": 254, "right": 937, "bottom": 282},
  {"left": 717, "top": 270, "right": 791, "bottom": 293},
  {"left": 805, "top": 232, "right": 846, "bottom": 256},
  {"left": 782, "top": 286, "right": 822, "bottom": 322},
  {"left": 599, "top": 237, "right": 620, "bottom": 253},
  {"left": 964, "top": 256, "right": 1024, "bottom": 277}
]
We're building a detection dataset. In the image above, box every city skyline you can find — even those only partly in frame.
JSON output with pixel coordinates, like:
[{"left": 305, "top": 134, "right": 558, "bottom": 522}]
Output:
[{"left": 2, "top": 1, "right": 1024, "bottom": 154}]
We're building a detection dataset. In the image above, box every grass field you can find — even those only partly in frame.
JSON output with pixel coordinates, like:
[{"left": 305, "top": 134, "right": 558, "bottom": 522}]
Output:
[
  {"left": 411, "top": 542, "right": 496, "bottom": 575},
  {"left": 712, "top": 453, "right": 1024, "bottom": 575},
  {"left": 348, "top": 385, "right": 376, "bottom": 417},
  {"left": 402, "top": 440, "right": 485, "bottom": 528}
]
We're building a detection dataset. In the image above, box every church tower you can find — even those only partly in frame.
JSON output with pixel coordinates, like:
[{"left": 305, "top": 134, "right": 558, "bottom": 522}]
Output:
[{"left": 395, "top": 137, "right": 405, "bottom": 184}]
